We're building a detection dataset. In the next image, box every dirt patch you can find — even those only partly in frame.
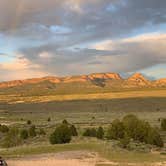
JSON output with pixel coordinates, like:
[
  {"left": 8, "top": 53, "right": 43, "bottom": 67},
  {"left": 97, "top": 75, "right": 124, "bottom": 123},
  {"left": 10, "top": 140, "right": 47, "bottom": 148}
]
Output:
[
  {"left": 6, "top": 151, "right": 166, "bottom": 166},
  {"left": 7, "top": 151, "right": 99, "bottom": 166}
]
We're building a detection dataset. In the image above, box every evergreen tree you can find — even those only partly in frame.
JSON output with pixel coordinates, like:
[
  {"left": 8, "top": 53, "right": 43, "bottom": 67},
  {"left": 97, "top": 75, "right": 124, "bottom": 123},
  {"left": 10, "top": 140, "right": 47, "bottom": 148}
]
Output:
[
  {"left": 50, "top": 124, "right": 72, "bottom": 144},
  {"left": 70, "top": 125, "right": 78, "bottom": 136},
  {"left": 96, "top": 126, "right": 104, "bottom": 139},
  {"left": 20, "top": 129, "right": 29, "bottom": 140}
]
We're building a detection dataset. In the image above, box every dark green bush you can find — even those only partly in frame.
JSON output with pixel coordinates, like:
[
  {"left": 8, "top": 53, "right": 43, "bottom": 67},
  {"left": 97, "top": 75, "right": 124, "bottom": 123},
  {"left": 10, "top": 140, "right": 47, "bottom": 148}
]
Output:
[
  {"left": 161, "top": 118, "right": 166, "bottom": 131},
  {"left": 120, "top": 133, "right": 130, "bottom": 148},
  {"left": 122, "top": 114, "right": 139, "bottom": 138},
  {"left": 2, "top": 127, "right": 21, "bottom": 148},
  {"left": 27, "top": 120, "right": 32, "bottom": 125},
  {"left": 62, "top": 119, "right": 68, "bottom": 125},
  {"left": 29, "top": 125, "right": 37, "bottom": 137},
  {"left": 20, "top": 129, "right": 29, "bottom": 140},
  {"left": 96, "top": 126, "right": 104, "bottom": 139},
  {"left": 83, "top": 128, "right": 97, "bottom": 137},
  {"left": 106, "top": 115, "right": 164, "bottom": 147},
  {"left": 107, "top": 119, "right": 125, "bottom": 140},
  {"left": 133, "top": 121, "right": 151, "bottom": 142},
  {"left": 146, "top": 128, "right": 164, "bottom": 147},
  {"left": 70, "top": 125, "right": 78, "bottom": 136},
  {"left": 0, "top": 124, "right": 9, "bottom": 133},
  {"left": 49, "top": 124, "right": 72, "bottom": 144},
  {"left": 38, "top": 128, "right": 46, "bottom": 135}
]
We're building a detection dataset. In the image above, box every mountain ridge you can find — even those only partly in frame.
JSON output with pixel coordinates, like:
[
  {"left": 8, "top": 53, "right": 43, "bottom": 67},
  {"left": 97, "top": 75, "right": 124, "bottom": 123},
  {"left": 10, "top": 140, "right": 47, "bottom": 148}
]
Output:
[{"left": 0, "top": 72, "right": 166, "bottom": 89}]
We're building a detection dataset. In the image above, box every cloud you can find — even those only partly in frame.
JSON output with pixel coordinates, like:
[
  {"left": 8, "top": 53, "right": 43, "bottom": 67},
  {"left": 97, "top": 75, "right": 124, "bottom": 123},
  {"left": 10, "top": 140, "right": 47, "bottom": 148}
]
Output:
[
  {"left": 0, "top": 56, "right": 49, "bottom": 81},
  {"left": 0, "top": 0, "right": 166, "bottom": 80},
  {"left": 91, "top": 33, "right": 166, "bottom": 72},
  {"left": 17, "top": 33, "right": 166, "bottom": 75}
]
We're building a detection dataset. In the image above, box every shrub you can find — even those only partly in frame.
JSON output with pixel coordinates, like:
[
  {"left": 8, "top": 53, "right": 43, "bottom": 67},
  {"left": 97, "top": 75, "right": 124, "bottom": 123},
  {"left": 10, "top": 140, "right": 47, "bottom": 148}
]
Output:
[
  {"left": 122, "top": 114, "right": 139, "bottom": 138},
  {"left": 106, "top": 115, "right": 164, "bottom": 147},
  {"left": 2, "top": 127, "right": 21, "bottom": 148},
  {"left": 0, "top": 124, "right": 9, "bottom": 133},
  {"left": 62, "top": 119, "right": 68, "bottom": 125},
  {"left": 49, "top": 124, "right": 72, "bottom": 144},
  {"left": 27, "top": 120, "right": 32, "bottom": 125},
  {"left": 29, "top": 125, "right": 37, "bottom": 137},
  {"left": 107, "top": 119, "right": 125, "bottom": 140},
  {"left": 70, "top": 125, "right": 78, "bottom": 136},
  {"left": 83, "top": 128, "right": 91, "bottom": 137},
  {"left": 120, "top": 133, "right": 130, "bottom": 148},
  {"left": 146, "top": 128, "right": 164, "bottom": 147},
  {"left": 83, "top": 128, "right": 97, "bottom": 137},
  {"left": 161, "top": 119, "right": 166, "bottom": 131},
  {"left": 20, "top": 129, "right": 29, "bottom": 140},
  {"left": 133, "top": 120, "right": 151, "bottom": 142},
  {"left": 96, "top": 126, "right": 104, "bottom": 139},
  {"left": 38, "top": 128, "right": 46, "bottom": 135}
]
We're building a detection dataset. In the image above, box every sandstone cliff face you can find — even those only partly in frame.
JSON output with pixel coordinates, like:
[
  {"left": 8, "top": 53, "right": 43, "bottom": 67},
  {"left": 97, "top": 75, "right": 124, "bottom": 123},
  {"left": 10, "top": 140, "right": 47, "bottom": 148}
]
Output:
[
  {"left": 155, "top": 78, "right": 166, "bottom": 87},
  {"left": 126, "top": 73, "right": 151, "bottom": 87},
  {"left": 0, "top": 77, "right": 61, "bottom": 88},
  {"left": 0, "top": 72, "right": 122, "bottom": 88},
  {"left": 88, "top": 73, "right": 122, "bottom": 80},
  {"left": 0, "top": 72, "right": 165, "bottom": 89}
]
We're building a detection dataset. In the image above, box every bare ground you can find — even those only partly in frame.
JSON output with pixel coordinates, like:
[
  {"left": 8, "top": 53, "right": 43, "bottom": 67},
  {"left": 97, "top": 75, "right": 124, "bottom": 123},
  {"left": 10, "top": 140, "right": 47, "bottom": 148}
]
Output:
[
  {"left": 6, "top": 151, "right": 100, "bottom": 166},
  {"left": 6, "top": 151, "right": 166, "bottom": 166}
]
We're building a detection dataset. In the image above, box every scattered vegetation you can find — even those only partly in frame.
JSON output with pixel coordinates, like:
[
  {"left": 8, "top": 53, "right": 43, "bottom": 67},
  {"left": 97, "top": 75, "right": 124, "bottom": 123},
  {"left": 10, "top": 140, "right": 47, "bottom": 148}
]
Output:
[
  {"left": 38, "top": 128, "right": 46, "bottom": 135},
  {"left": 47, "top": 117, "right": 51, "bottom": 122},
  {"left": 2, "top": 127, "right": 21, "bottom": 148},
  {"left": 29, "top": 125, "right": 37, "bottom": 137},
  {"left": 49, "top": 123, "right": 72, "bottom": 144},
  {"left": 83, "top": 128, "right": 97, "bottom": 137},
  {"left": 161, "top": 118, "right": 166, "bottom": 131},
  {"left": 70, "top": 125, "right": 78, "bottom": 136},
  {"left": 27, "top": 120, "right": 32, "bottom": 125},
  {"left": 107, "top": 119, "right": 124, "bottom": 140},
  {"left": 0, "top": 124, "right": 9, "bottom": 133},
  {"left": 20, "top": 129, "right": 29, "bottom": 140},
  {"left": 106, "top": 115, "right": 164, "bottom": 147},
  {"left": 96, "top": 127, "right": 104, "bottom": 139}
]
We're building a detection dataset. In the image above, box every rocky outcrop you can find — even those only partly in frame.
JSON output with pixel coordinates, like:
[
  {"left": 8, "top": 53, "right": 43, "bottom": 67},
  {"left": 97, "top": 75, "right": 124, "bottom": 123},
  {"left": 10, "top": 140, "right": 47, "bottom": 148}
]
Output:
[
  {"left": 126, "top": 73, "right": 151, "bottom": 87},
  {"left": 155, "top": 78, "right": 166, "bottom": 87},
  {"left": 0, "top": 72, "right": 166, "bottom": 89},
  {"left": 88, "top": 73, "right": 122, "bottom": 80}
]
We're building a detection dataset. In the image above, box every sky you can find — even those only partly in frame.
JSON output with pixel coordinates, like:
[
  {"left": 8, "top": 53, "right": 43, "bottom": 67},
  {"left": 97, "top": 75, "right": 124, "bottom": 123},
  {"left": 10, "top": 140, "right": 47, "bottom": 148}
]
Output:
[{"left": 0, "top": 0, "right": 166, "bottom": 81}]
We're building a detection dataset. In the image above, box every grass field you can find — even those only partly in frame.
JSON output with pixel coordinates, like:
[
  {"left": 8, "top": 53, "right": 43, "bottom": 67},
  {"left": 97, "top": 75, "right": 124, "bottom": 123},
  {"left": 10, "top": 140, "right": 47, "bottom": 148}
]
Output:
[
  {"left": 1, "top": 141, "right": 166, "bottom": 163},
  {"left": 0, "top": 89, "right": 166, "bottom": 164},
  {"left": 0, "top": 97, "right": 166, "bottom": 127}
]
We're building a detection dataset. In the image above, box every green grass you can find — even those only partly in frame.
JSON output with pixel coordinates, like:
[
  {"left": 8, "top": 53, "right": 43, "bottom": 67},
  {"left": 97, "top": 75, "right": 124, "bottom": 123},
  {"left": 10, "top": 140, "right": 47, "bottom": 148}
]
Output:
[
  {"left": 0, "top": 90, "right": 166, "bottom": 164},
  {"left": 1, "top": 141, "right": 166, "bottom": 163}
]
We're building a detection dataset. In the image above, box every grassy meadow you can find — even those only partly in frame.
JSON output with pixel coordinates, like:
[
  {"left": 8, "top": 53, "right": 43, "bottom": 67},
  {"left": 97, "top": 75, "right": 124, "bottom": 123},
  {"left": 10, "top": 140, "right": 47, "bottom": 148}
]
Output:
[{"left": 0, "top": 89, "right": 166, "bottom": 164}]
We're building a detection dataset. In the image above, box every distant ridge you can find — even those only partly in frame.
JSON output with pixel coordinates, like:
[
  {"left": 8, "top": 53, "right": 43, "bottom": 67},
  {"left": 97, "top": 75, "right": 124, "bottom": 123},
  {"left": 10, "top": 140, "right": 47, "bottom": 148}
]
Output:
[{"left": 0, "top": 72, "right": 165, "bottom": 89}]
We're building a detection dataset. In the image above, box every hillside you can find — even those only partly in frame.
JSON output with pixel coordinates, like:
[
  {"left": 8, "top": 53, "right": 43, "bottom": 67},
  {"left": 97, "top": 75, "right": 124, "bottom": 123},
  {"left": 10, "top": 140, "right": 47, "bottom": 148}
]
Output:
[{"left": 0, "top": 72, "right": 166, "bottom": 96}]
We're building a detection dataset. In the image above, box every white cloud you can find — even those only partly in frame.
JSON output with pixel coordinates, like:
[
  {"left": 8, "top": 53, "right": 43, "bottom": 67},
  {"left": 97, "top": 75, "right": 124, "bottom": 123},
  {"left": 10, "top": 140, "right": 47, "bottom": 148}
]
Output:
[
  {"left": 0, "top": 56, "right": 50, "bottom": 81},
  {"left": 0, "top": 57, "right": 40, "bottom": 70},
  {"left": 38, "top": 52, "right": 53, "bottom": 59}
]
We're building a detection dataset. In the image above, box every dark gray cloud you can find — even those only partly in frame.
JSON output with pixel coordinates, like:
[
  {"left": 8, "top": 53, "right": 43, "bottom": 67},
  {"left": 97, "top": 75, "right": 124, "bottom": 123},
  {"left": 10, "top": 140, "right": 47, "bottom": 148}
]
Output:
[
  {"left": 0, "top": 0, "right": 166, "bottom": 79},
  {"left": 1, "top": 0, "right": 166, "bottom": 40},
  {"left": 17, "top": 34, "right": 166, "bottom": 76}
]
